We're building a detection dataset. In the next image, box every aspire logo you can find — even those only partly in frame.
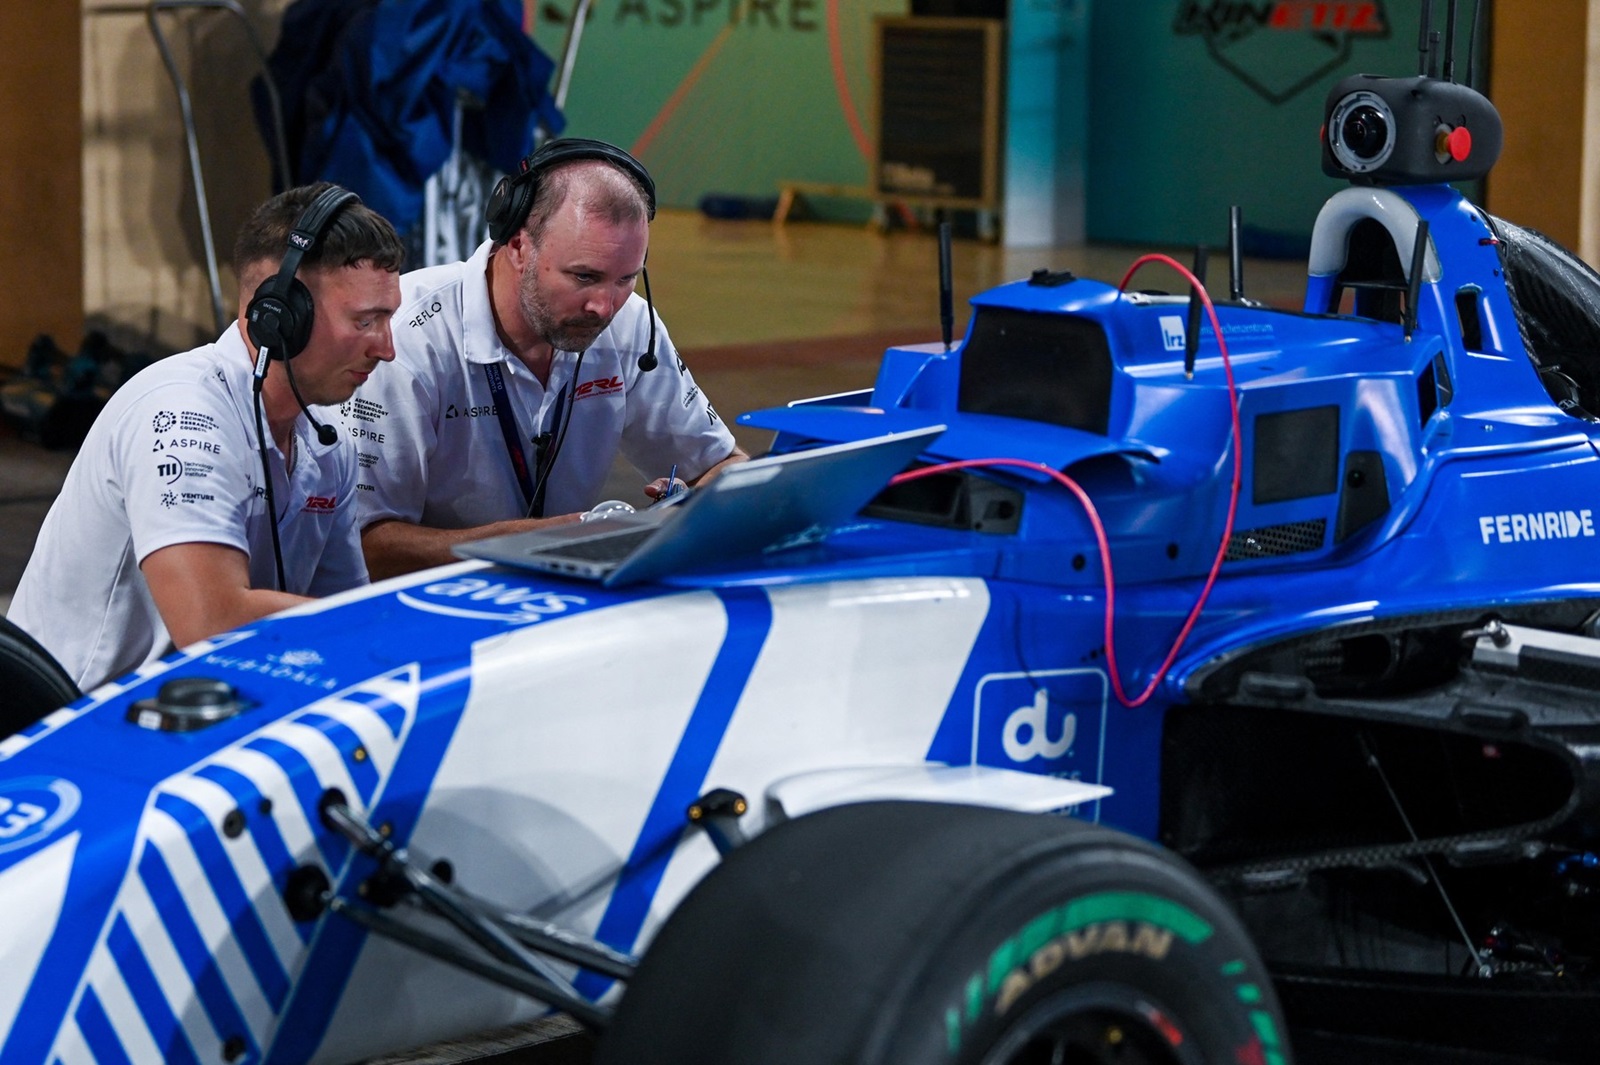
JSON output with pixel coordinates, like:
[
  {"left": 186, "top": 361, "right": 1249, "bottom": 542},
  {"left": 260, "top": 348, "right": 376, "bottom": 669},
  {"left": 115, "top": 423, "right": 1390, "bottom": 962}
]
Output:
[{"left": 1174, "top": 0, "right": 1390, "bottom": 105}]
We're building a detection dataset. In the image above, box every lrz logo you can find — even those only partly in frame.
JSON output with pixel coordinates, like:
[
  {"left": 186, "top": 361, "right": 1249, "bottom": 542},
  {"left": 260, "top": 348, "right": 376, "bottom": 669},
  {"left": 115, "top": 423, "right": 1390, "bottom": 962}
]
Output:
[{"left": 1159, "top": 316, "right": 1186, "bottom": 352}]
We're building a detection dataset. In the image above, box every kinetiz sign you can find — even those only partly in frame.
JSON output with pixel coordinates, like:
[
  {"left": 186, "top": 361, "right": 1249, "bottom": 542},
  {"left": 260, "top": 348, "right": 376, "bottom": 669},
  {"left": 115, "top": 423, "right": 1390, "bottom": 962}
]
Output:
[{"left": 1174, "top": 1, "right": 1390, "bottom": 105}]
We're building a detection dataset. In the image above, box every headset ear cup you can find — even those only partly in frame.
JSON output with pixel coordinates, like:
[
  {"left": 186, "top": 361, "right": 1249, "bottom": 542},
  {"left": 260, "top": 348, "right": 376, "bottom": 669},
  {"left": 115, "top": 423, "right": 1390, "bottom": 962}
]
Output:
[
  {"left": 277, "top": 278, "right": 315, "bottom": 359},
  {"left": 487, "top": 174, "right": 534, "bottom": 244},
  {"left": 246, "top": 276, "right": 315, "bottom": 360}
]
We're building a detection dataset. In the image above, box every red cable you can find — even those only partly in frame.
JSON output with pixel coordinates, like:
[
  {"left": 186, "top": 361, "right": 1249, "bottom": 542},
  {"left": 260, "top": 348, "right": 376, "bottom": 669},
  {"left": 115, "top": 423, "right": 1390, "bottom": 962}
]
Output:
[{"left": 888, "top": 254, "right": 1244, "bottom": 707}]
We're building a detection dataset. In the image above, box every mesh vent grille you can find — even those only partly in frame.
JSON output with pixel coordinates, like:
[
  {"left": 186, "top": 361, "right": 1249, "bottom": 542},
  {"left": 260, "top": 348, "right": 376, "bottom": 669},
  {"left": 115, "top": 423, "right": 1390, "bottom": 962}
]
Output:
[{"left": 1225, "top": 519, "right": 1327, "bottom": 561}]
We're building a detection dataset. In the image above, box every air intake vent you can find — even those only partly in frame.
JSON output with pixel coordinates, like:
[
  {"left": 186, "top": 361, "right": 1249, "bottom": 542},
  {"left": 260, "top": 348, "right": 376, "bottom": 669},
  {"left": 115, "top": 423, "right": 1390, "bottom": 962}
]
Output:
[{"left": 1225, "top": 519, "right": 1327, "bottom": 561}]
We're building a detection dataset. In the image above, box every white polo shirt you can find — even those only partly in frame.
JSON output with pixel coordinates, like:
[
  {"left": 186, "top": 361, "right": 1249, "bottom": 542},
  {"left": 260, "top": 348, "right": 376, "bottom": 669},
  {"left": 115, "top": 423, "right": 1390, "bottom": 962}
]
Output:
[
  {"left": 344, "top": 239, "right": 736, "bottom": 530},
  {"left": 8, "top": 327, "right": 367, "bottom": 692}
]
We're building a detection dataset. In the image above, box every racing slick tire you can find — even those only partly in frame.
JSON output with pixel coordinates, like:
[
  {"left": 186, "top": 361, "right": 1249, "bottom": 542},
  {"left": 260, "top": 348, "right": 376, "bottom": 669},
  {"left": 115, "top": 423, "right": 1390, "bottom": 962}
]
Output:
[
  {"left": 597, "top": 800, "right": 1292, "bottom": 1065},
  {"left": 0, "top": 615, "right": 80, "bottom": 738}
]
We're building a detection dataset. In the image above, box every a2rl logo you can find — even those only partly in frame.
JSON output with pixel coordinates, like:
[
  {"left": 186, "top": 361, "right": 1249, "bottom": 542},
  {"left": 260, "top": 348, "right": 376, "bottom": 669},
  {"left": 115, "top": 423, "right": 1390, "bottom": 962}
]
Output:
[
  {"left": 573, "top": 375, "right": 624, "bottom": 400},
  {"left": 303, "top": 494, "right": 338, "bottom": 512}
]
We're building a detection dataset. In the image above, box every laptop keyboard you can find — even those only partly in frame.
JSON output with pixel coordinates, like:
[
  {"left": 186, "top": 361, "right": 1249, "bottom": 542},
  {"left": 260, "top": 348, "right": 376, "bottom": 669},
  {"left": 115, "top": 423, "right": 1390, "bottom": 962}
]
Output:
[{"left": 543, "top": 526, "right": 659, "bottom": 562}]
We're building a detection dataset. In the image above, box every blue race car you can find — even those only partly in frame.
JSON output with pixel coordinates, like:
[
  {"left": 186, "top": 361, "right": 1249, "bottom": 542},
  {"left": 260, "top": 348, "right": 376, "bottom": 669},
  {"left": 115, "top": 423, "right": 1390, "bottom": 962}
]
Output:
[{"left": 3, "top": 28, "right": 1596, "bottom": 1065}]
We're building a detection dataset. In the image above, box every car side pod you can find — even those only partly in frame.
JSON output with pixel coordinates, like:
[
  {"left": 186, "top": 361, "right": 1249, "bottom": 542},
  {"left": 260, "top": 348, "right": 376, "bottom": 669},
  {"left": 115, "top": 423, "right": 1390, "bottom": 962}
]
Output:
[{"left": 597, "top": 802, "right": 1293, "bottom": 1065}]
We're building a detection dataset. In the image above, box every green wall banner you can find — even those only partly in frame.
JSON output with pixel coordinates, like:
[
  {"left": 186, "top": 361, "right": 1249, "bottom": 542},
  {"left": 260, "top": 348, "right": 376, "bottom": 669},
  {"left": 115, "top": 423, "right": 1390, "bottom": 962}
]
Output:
[
  {"left": 536, "top": 0, "right": 908, "bottom": 211},
  {"left": 1087, "top": 1, "right": 1454, "bottom": 252}
]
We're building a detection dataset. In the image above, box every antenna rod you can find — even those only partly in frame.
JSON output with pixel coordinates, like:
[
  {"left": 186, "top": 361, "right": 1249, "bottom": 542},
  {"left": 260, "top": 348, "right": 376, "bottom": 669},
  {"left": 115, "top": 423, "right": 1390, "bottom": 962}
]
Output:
[
  {"left": 1228, "top": 206, "right": 1244, "bottom": 302},
  {"left": 1404, "top": 219, "right": 1430, "bottom": 341},
  {"left": 938, "top": 220, "right": 954, "bottom": 352},
  {"left": 1417, "top": 0, "right": 1434, "bottom": 75},
  {"left": 1443, "top": 0, "right": 1459, "bottom": 82},
  {"left": 1465, "top": 0, "right": 1483, "bottom": 87},
  {"left": 1185, "top": 245, "right": 1207, "bottom": 379}
]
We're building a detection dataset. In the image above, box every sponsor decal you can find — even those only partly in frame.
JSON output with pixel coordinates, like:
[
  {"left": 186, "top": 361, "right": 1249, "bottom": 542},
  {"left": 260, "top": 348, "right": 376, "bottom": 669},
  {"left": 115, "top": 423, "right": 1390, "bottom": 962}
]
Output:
[
  {"left": 168, "top": 437, "right": 222, "bottom": 455},
  {"left": 574, "top": 375, "right": 624, "bottom": 400},
  {"left": 350, "top": 425, "right": 387, "bottom": 443},
  {"left": 278, "top": 648, "right": 323, "bottom": 667},
  {"left": 357, "top": 452, "right": 379, "bottom": 468},
  {"left": 304, "top": 494, "right": 338, "bottom": 512},
  {"left": 973, "top": 669, "right": 1107, "bottom": 785},
  {"left": 613, "top": 0, "right": 819, "bottom": 30},
  {"left": 156, "top": 458, "right": 183, "bottom": 485},
  {"left": 408, "top": 298, "right": 444, "bottom": 329},
  {"left": 397, "top": 576, "right": 589, "bottom": 624},
  {"left": 1174, "top": 0, "right": 1389, "bottom": 105},
  {"left": 1479, "top": 509, "right": 1595, "bottom": 545},
  {"left": 682, "top": 384, "right": 700, "bottom": 408},
  {"left": 0, "top": 777, "right": 82, "bottom": 855},
  {"left": 179, "top": 411, "right": 218, "bottom": 432},
  {"left": 706, "top": 404, "right": 721, "bottom": 425},
  {"left": 444, "top": 402, "right": 497, "bottom": 420},
  {"left": 160, "top": 491, "right": 178, "bottom": 509},
  {"left": 152, "top": 410, "right": 176, "bottom": 433},
  {"left": 357, "top": 482, "right": 374, "bottom": 492},
  {"left": 202, "top": 648, "right": 340, "bottom": 690},
  {"left": 178, "top": 491, "right": 216, "bottom": 505},
  {"left": 339, "top": 397, "right": 388, "bottom": 423},
  {"left": 1160, "top": 315, "right": 1186, "bottom": 352}
]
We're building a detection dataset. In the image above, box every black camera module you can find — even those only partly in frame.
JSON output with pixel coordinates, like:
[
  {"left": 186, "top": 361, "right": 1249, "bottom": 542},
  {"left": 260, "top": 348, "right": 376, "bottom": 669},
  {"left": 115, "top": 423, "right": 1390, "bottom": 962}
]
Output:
[
  {"left": 1328, "top": 90, "right": 1397, "bottom": 173},
  {"left": 1342, "top": 105, "right": 1389, "bottom": 160}
]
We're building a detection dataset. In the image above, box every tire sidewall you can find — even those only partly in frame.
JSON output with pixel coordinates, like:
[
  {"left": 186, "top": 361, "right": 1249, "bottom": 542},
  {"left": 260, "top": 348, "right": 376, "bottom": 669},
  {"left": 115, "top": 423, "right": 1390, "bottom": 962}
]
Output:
[{"left": 868, "top": 836, "right": 1291, "bottom": 1065}]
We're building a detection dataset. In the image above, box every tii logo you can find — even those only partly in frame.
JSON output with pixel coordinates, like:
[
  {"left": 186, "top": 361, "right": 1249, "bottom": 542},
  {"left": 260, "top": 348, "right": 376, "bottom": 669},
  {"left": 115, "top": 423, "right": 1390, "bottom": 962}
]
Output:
[{"left": 156, "top": 459, "right": 182, "bottom": 484}]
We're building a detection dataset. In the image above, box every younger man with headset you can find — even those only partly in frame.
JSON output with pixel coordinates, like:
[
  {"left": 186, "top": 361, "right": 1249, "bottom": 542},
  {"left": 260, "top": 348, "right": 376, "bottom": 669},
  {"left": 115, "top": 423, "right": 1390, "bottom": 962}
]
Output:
[
  {"left": 347, "top": 138, "right": 747, "bottom": 580},
  {"left": 9, "top": 184, "right": 404, "bottom": 692}
]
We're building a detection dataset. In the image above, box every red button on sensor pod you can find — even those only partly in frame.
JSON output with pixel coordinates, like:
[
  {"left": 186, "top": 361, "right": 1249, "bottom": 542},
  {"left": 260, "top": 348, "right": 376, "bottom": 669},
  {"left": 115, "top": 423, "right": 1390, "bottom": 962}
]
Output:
[{"left": 1446, "top": 126, "right": 1472, "bottom": 161}]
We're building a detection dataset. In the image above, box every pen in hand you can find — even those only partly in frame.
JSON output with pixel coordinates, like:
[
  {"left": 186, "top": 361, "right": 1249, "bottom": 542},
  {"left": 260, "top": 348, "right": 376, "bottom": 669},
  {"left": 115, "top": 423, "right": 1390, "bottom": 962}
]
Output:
[{"left": 664, "top": 464, "right": 678, "bottom": 500}]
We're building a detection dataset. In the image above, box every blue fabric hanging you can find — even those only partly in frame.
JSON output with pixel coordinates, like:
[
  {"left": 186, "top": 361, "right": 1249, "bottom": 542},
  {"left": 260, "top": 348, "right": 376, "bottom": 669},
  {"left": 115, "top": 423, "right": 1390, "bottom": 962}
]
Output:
[{"left": 254, "top": 0, "right": 564, "bottom": 230}]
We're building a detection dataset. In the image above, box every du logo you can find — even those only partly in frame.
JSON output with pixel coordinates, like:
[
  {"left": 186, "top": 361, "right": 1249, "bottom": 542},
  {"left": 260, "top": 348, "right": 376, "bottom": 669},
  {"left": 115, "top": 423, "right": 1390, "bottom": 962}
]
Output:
[
  {"left": 1004, "top": 689, "right": 1076, "bottom": 762},
  {"left": 973, "top": 669, "right": 1107, "bottom": 789}
]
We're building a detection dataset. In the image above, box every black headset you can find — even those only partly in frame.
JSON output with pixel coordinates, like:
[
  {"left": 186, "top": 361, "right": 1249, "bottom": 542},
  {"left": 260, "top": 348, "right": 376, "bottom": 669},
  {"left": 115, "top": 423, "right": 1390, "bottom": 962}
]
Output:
[
  {"left": 485, "top": 139, "right": 663, "bottom": 373},
  {"left": 485, "top": 138, "right": 656, "bottom": 243},
  {"left": 246, "top": 185, "right": 361, "bottom": 361}
]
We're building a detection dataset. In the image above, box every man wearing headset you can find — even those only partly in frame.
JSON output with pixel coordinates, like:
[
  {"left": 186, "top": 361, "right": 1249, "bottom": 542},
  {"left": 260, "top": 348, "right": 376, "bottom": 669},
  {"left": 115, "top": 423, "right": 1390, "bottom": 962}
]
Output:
[
  {"left": 347, "top": 138, "right": 747, "bottom": 580},
  {"left": 8, "top": 184, "right": 404, "bottom": 693}
]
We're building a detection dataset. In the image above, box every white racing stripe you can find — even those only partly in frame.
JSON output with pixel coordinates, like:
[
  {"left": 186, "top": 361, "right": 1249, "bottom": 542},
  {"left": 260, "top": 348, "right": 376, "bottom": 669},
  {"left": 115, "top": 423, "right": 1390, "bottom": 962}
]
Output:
[{"left": 646, "top": 577, "right": 992, "bottom": 943}]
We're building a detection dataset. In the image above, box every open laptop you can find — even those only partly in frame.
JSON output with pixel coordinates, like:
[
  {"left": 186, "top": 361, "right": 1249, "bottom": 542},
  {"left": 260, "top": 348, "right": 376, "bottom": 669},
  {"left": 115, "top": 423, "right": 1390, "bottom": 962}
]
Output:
[{"left": 455, "top": 424, "right": 946, "bottom": 587}]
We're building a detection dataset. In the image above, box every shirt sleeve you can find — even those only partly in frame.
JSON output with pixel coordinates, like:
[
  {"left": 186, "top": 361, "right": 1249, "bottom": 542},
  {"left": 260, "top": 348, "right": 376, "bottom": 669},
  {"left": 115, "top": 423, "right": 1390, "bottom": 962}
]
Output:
[
  {"left": 119, "top": 382, "right": 254, "bottom": 564},
  {"left": 345, "top": 356, "right": 439, "bottom": 528},
  {"left": 618, "top": 313, "right": 739, "bottom": 481}
]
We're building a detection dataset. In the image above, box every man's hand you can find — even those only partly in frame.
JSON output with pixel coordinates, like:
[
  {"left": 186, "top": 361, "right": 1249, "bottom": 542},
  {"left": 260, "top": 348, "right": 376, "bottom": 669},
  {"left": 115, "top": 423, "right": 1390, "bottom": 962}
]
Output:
[
  {"left": 141, "top": 542, "right": 309, "bottom": 650},
  {"left": 645, "top": 447, "right": 751, "bottom": 500},
  {"left": 361, "top": 513, "right": 583, "bottom": 581}
]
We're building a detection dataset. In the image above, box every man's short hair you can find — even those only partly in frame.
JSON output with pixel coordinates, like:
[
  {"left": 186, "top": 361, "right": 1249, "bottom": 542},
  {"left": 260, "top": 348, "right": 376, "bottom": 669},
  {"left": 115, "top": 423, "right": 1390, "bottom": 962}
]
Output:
[
  {"left": 232, "top": 182, "right": 406, "bottom": 279},
  {"left": 523, "top": 160, "right": 651, "bottom": 248}
]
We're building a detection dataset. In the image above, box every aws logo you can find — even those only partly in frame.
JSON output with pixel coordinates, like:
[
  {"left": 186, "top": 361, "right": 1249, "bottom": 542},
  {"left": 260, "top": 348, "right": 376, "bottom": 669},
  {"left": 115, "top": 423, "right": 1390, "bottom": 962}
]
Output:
[
  {"left": 1174, "top": 1, "right": 1390, "bottom": 105},
  {"left": 396, "top": 576, "right": 590, "bottom": 625}
]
